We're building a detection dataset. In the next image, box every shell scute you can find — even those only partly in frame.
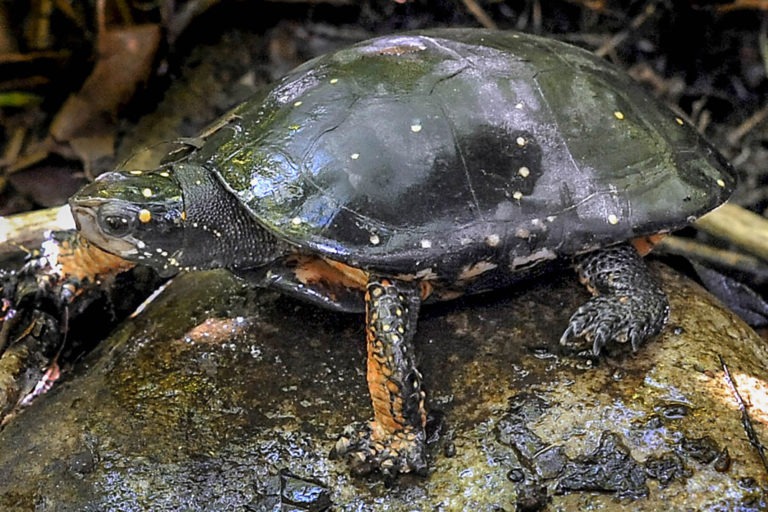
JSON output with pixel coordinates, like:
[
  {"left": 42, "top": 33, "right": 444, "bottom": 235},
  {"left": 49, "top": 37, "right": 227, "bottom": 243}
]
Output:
[{"left": 193, "top": 29, "right": 733, "bottom": 276}]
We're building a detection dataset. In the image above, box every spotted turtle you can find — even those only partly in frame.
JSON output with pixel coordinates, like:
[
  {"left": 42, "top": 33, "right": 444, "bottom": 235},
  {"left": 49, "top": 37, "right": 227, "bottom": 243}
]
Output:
[{"left": 68, "top": 29, "right": 735, "bottom": 476}]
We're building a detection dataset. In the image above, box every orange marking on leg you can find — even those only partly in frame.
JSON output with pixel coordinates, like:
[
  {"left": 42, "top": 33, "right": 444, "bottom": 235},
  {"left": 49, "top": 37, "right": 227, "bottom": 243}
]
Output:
[
  {"left": 419, "top": 281, "right": 433, "bottom": 301},
  {"left": 631, "top": 234, "right": 666, "bottom": 256},
  {"left": 322, "top": 257, "right": 370, "bottom": 288},
  {"left": 367, "top": 347, "right": 405, "bottom": 433},
  {"left": 290, "top": 254, "right": 369, "bottom": 291}
]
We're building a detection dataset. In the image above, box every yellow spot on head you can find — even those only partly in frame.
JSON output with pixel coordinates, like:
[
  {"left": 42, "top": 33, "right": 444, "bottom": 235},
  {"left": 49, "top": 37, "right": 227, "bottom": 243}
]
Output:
[
  {"left": 141, "top": 188, "right": 153, "bottom": 198},
  {"left": 138, "top": 209, "right": 152, "bottom": 223},
  {"left": 351, "top": 153, "right": 360, "bottom": 160},
  {"left": 291, "top": 216, "right": 302, "bottom": 226},
  {"left": 716, "top": 179, "right": 726, "bottom": 188},
  {"left": 614, "top": 111, "right": 625, "bottom": 120},
  {"left": 288, "top": 124, "right": 300, "bottom": 131},
  {"left": 129, "top": 170, "right": 143, "bottom": 175},
  {"left": 608, "top": 214, "right": 619, "bottom": 225},
  {"left": 516, "top": 136, "right": 526, "bottom": 147},
  {"left": 512, "top": 191, "right": 523, "bottom": 200},
  {"left": 518, "top": 166, "right": 530, "bottom": 178},
  {"left": 515, "top": 102, "right": 524, "bottom": 109},
  {"left": 293, "top": 101, "right": 303, "bottom": 107},
  {"left": 330, "top": 78, "right": 339, "bottom": 84},
  {"left": 410, "top": 123, "right": 422, "bottom": 133},
  {"left": 369, "top": 234, "right": 380, "bottom": 245},
  {"left": 675, "top": 117, "right": 684, "bottom": 126},
  {"left": 159, "top": 171, "right": 170, "bottom": 178}
]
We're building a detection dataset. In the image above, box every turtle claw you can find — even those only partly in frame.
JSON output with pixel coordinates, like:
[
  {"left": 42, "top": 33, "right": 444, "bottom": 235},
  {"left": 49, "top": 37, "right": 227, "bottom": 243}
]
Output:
[
  {"left": 560, "top": 294, "right": 668, "bottom": 357},
  {"left": 331, "top": 421, "right": 427, "bottom": 477}
]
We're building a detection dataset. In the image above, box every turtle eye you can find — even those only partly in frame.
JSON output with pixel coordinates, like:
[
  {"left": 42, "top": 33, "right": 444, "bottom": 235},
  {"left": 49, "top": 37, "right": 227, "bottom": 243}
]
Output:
[{"left": 99, "top": 213, "right": 134, "bottom": 237}]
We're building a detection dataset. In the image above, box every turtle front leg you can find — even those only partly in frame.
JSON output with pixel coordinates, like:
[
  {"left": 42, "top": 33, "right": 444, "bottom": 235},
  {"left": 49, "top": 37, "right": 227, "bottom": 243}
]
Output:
[
  {"left": 333, "top": 276, "right": 428, "bottom": 476},
  {"left": 560, "top": 243, "right": 669, "bottom": 356}
]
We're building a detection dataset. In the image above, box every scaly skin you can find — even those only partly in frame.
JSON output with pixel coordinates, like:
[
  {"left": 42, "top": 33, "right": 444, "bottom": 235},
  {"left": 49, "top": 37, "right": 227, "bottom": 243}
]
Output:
[
  {"left": 561, "top": 243, "right": 669, "bottom": 356},
  {"left": 332, "top": 277, "right": 427, "bottom": 476}
]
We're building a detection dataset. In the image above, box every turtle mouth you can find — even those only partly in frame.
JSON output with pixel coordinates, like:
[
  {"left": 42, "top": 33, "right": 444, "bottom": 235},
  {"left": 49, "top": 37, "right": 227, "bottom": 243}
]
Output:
[{"left": 69, "top": 200, "right": 141, "bottom": 259}]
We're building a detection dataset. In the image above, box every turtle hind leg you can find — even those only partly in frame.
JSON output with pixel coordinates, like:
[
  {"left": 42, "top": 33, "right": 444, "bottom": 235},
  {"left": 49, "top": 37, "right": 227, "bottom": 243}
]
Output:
[
  {"left": 331, "top": 276, "right": 428, "bottom": 476},
  {"left": 560, "top": 243, "right": 669, "bottom": 356}
]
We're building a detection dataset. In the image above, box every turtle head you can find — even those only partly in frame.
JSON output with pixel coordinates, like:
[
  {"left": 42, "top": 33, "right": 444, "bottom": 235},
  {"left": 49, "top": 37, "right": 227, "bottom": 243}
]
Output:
[
  {"left": 69, "top": 167, "right": 188, "bottom": 276},
  {"left": 71, "top": 161, "right": 284, "bottom": 276}
]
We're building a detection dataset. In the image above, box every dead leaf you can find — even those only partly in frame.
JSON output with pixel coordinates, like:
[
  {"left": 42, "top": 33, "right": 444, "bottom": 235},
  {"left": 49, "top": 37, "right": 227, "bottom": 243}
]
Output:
[{"left": 48, "top": 23, "right": 161, "bottom": 172}]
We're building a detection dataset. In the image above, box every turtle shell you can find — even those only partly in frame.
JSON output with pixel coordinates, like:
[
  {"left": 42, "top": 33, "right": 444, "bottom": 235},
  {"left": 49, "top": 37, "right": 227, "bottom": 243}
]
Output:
[{"left": 191, "top": 28, "right": 734, "bottom": 276}]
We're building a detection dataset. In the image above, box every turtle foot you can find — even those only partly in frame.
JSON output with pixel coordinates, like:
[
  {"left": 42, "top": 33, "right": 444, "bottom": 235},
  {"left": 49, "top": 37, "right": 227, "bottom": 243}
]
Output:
[
  {"left": 331, "top": 421, "right": 427, "bottom": 477},
  {"left": 560, "top": 291, "right": 669, "bottom": 357}
]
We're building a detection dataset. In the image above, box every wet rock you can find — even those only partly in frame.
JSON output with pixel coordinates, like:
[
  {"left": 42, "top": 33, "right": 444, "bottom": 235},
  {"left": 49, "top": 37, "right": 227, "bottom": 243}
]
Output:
[
  {"left": 679, "top": 435, "right": 722, "bottom": 464},
  {"left": 556, "top": 432, "right": 648, "bottom": 497},
  {"left": 643, "top": 452, "right": 691, "bottom": 487},
  {"left": 0, "top": 263, "right": 767, "bottom": 510},
  {"left": 250, "top": 470, "right": 332, "bottom": 511}
]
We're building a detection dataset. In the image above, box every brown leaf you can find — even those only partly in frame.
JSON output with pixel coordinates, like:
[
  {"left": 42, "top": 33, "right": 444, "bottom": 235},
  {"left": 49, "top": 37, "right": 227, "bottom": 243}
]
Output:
[{"left": 49, "top": 23, "right": 161, "bottom": 169}]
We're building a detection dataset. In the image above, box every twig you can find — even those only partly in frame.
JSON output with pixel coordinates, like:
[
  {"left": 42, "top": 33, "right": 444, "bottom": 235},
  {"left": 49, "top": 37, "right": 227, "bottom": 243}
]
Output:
[
  {"left": 0, "top": 205, "right": 75, "bottom": 258},
  {"left": 461, "top": 0, "right": 497, "bottom": 30},
  {"left": 696, "top": 203, "right": 768, "bottom": 263},
  {"left": 719, "top": 355, "right": 768, "bottom": 476},
  {"left": 594, "top": 1, "right": 657, "bottom": 58},
  {"left": 726, "top": 103, "right": 768, "bottom": 146},
  {"left": 657, "top": 235, "right": 768, "bottom": 283}
]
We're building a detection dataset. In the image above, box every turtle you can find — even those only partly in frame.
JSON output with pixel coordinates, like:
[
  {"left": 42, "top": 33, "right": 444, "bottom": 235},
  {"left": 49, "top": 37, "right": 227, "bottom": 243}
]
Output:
[{"left": 68, "top": 28, "right": 735, "bottom": 476}]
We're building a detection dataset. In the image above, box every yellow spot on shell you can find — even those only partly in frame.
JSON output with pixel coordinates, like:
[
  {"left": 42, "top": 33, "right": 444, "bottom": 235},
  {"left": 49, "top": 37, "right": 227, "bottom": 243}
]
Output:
[
  {"left": 293, "top": 101, "right": 303, "bottom": 107},
  {"left": 138, "top": 209, "right": 152, "bottom": 223},
  {"left": 369, "top": 234, "right": 380, "bottom": 245},
  {"left": 675, "top": 117, "right": 685, "bottom": 125},
  {"left": 717, "top": 179, "right": 726, "bottom": 188},
  {"left": 330, "top": 78, "right": 339, "bottom": 84},
  {"left": 608, "top": 214, "right": 619, "bottom": 225},
  {"left": 181, "top": 211, "right": 187, "bottom": 221},
  {"left": 512, "top": 191, "right": 523, "bottom": 200},
  {"left": 518, "top": 166, "right": 530, "bottom": 178},
  {"left": 410, "top": 123, "right": 422, "bottom": 133},
  {"left": 516, "top": 136, "right": 526, "bottom": 147},
  {"left": 159, "top": 171, "right": 170, "bottom": 178},
  {"left": 614, "top": 111, "right": 625, "bottom": 120},
  {"left": 351, "top": 153, "right": 360, "bottom": 160},
  {"left": 291, "top": 216, "right": 302, "bottom": 226},
  {"left": 141, "top": 188, "right": 153, "bottom": 198},
  {"left": 129, "top": 170, "right": 143, "bottom": 175}
]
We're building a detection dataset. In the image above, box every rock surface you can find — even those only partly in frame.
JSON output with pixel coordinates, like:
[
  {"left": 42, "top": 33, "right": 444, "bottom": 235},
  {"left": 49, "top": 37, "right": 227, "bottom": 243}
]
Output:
[{"left": 0, "top": 263, "right": 766, "bottom": 510}]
